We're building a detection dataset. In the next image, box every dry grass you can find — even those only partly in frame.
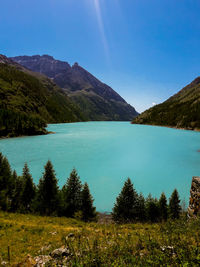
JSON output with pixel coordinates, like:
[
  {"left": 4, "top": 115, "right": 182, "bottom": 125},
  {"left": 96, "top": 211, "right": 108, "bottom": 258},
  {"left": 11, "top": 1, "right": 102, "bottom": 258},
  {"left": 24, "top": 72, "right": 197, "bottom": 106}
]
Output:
[{"left": 0, "top": 211, "right": 200, "bottom": 266}]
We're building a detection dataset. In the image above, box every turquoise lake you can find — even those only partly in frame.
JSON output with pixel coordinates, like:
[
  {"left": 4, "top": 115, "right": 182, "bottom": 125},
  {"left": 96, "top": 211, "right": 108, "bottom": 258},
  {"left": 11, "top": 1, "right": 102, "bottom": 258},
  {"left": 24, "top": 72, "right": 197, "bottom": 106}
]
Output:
[{"left": 1, "top": 122, "right": 200, "bottom": 211}]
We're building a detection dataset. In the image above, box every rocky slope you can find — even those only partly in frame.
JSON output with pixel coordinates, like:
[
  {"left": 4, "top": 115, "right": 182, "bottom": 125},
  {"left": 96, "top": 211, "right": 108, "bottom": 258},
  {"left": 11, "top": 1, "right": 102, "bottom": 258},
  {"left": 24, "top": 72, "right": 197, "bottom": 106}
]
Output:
[
  {"left": 132, "top": 77, "right": 200, "bottom": 130},
  {"left": 11, "top": 55, "right": 138, "bottom": 121},
  {"left": 0, "top": 55, "right": 85, "bottom": 137}
]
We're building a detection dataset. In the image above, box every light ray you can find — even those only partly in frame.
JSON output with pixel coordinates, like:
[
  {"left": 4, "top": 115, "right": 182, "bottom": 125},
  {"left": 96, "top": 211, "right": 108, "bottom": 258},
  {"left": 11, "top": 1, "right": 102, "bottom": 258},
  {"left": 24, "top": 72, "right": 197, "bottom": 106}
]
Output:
[{"left": 93, "top": 0, "right": 110, "bottom": 63}]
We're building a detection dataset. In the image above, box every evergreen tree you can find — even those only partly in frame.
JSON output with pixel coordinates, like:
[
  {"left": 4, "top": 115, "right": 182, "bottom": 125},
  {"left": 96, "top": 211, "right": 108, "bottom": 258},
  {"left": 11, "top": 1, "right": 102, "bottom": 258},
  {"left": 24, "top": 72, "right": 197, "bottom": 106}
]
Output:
[
  {"left": 112, "top": 178, "right": 138, "bottom": 223},
  {"left": 0, "top": 154, "right": 14, "bottom": 211},
  {"left": 169, "top": 189, "right": 181, "bottom": 219},
  {"left": 81, "top": 183, "right": 96, "bottom": 222},
  {"left": 62, "top": 168, "right": 82, "bottom": 217},
  {"left": 137, "top": 193, "right": 146, "bottom": 221},
  {"left": 146, "top": 194, "right": 160, "bottom": 223},
  {"left": 159, "top": 192, "right": 168, "bottom": 221},
  {"left": 21, "top": 163, "right": 36, "bottom": 212},
  {"left": 36, "top": 160, "right": 59, "bottom": 216},
  {"left": 11, "top": 174, "right": 24, "bottom": 212}
]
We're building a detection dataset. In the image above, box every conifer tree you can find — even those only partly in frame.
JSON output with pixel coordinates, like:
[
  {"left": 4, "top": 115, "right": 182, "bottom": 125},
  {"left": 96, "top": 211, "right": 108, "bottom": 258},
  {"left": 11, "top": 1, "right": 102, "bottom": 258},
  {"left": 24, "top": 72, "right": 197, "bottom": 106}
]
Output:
[
  {"left": 81, "top": 182, "right": 96, "bottom": 222},
  {"left": 21, "top": 163, "right": 36, "bottom": 212},
  {"left": 62, "top": 168, "right": 82, "bottom": 217},
  {"left": 11, "top": 171, "right": 23, "bottom": 212},
  {"left": 0, "top": 154, "right": 14, "bottom": 210},
  {"left": 169, "top": 189, "right": 181, "bottom": 219},
  {"left": 112, "top": 178, "right": 138, "bottom": 223},
  {"left": 159, "top": 192, "right": 168, "bottom": 221},
  {"left": 36, "top": 160, "right": 59, "bottom": 216},
  {"left": 146, "top": 194, "right": 160, "bottom": 222},
  {"left": 137, "top": 193, "right": 146, "bottom": 221}
]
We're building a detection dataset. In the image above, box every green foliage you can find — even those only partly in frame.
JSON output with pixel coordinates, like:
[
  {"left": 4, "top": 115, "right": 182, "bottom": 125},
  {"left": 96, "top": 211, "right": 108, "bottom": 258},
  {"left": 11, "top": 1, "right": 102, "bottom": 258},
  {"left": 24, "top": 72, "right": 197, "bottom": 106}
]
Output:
[
  {"left": 0, "top": 109, "right": 47, "bottom": 137},
  {"left": 146, "top": 195, "right": 160, "bottom": 222},
  {"left": 61, "top": 168, "right": 82, "bottom": 217},
  {"left": 20, "top": 163, "right": 36, "bottom": 213},
  {"left": 159, "top": 192, "right": 168, "bottom": 221},
  {"left": 0, "top": 153, "right": 14, "bottom": 211},
  {"left": 0, "top": 63, "right": 85, "bottom": 137},
  {"left": 81, "top": 182, "right": 96, "bottom": 222},
  {"left": 1, "top": 211, "right": 200, "bottom": 266},
  {"left": 10, "top": 174, "right": 23, "bottom": 212},
  {"left": 112, "top": 178, "right": 139, "bottom": 223},
  {"left": 169, "top": 189, "right": 181, "bottom": 219},
  {"left": 133, "top": 77, "right": 200, "bottom": 129},
  {"left": 36, "top": 160, "right": 59, "bottom": 216}
]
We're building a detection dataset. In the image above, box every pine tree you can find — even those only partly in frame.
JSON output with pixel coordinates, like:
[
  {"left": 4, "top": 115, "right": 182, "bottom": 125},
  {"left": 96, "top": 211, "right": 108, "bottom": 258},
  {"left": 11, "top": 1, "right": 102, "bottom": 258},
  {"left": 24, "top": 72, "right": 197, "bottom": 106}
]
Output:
[
  {"left": 146, "top": 194, "right": 160, "bottom": 223},
  {"left": 62, "top": 168, "right": 82, "bottom": 217},
  {"left": 81, "top": 183, "right": 96, "bottom": 222},
  {"left": 112, "top": 178, "right": 138, "bottom": 223},
  {"left": 169, "top": 189, "right": 181, "bottom": 219},
  {"left": 11, "top": 171, "right": 23, "bottom": 212},
  {"left": 21, "top": 163, "right": 36, "bottom": 212},
  {"left": 36, "top": 160, "right": 59, "bottom": 216},
  {"left": 159, "top": 192, "right": 168, "bottom": 221},
  {"left": 0, "top": 154, "right": 14, "bottom": 211},
  {"left": 137, "top": 193, "right": 146, "bottom": 222}
]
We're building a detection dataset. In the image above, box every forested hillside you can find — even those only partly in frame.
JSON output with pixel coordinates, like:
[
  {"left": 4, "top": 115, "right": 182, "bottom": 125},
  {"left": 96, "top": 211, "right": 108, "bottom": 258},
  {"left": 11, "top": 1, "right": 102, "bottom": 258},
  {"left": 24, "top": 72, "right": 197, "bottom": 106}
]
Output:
[
  {"left": 0, "top": 55, "right": 85, "bottom": 137},
  {"left": 132, "top": 77, "right": 200, "bottom": 130}
]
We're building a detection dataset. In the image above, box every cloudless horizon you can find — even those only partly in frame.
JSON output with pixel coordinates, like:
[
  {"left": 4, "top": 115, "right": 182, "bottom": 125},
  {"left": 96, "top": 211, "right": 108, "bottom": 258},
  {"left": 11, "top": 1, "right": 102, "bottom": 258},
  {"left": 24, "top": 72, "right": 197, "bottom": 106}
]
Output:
[{"left": 1, "top": 0, "right": 200, "bottom": 112}]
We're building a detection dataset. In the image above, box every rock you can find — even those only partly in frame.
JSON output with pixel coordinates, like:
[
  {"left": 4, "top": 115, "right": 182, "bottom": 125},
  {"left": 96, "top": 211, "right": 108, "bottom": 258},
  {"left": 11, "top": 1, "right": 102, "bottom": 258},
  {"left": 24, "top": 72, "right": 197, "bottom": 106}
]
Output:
[
  {"left": 34, "top": 255, "right": 52, "bottom": 266},
  {"left": 50, "top": 247, "right": 70, "bottom": 258},
  {"left": 67, "top": 233, "right": 75, "bottom": 238},
  {"left": 188, "top": 176, "right": 200, "bottom": 217},
  {"left": 1, "top": 261, "right": 8, "bottom": 266}
]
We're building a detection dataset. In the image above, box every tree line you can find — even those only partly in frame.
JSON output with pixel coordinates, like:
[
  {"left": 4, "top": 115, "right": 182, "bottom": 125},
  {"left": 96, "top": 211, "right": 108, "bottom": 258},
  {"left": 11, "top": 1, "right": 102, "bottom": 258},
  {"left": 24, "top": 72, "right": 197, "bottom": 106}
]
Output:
[
  {"left": 0, "top": 153, "right": 96, "bottom": 222},
  {"left": 0, "top": 109, "right": 47, "bottom": 137},
  {"left": 0, "top": 153, "right": 182, "bottom": 223},
  {"left": 113, "top": 178, "right": 182, "bottom": 223}
]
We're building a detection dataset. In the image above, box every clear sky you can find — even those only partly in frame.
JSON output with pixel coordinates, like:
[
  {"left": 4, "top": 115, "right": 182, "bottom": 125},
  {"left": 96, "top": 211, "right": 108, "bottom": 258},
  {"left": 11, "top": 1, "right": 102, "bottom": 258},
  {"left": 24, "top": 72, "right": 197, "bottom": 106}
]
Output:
[{"left": 1, "top": 0, "right": 200, "bottom": 112}]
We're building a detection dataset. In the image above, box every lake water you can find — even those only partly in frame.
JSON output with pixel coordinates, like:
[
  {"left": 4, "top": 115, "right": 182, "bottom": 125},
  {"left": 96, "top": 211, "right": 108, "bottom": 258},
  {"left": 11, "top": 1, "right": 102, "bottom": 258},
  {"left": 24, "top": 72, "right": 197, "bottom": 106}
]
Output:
[{"left": 0, "top": 122, "right": 200, "bottom": 211}]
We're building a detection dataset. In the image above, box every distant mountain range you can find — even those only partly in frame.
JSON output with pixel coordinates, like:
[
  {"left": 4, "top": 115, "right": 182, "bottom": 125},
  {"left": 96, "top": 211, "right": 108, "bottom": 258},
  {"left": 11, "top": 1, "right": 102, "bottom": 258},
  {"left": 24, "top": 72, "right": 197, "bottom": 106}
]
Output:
[
  {"left": 132, "top": 77, "right": 200, "bottom": 130},
  {"left": 11, "top": 55, "right": 138, "bottom": 121},
  {"left": 0, "top": 55, "right": 85, "bottom": 137}
]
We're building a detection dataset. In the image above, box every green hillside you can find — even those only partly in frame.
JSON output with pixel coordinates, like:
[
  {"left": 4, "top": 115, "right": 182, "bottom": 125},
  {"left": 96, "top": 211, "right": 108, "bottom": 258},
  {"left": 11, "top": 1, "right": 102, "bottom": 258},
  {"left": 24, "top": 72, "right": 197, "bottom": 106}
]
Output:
[
  {"left": 0, "top": 57, "right": 85, "bottom": 137},
  {"left": 132, "top": 77, "right": 200, "bottom": 130}
]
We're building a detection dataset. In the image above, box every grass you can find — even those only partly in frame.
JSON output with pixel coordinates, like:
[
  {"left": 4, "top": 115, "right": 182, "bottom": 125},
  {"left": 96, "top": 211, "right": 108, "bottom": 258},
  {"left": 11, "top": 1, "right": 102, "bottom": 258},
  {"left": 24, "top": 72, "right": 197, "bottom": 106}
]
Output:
[{"left": 1, "top": 211, "right": 200, "bottom": 266}]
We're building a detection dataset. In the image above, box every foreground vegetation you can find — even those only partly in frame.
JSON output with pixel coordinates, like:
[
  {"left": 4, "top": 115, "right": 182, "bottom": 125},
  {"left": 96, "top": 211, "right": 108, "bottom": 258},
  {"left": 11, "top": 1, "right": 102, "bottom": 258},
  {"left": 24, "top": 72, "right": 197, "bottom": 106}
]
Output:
[
  {"left": 1, "top": 211, "right": 200, "bottom": 266},
  {"left": 0, "top": 152, "right": 181, "bottom": 224}
]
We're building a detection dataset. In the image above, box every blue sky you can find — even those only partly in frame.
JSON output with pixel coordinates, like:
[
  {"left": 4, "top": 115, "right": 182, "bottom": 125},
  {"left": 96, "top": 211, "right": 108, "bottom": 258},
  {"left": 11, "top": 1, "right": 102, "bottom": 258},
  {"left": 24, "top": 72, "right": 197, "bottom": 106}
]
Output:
[{"left": 1, "top": 0, "right": 200, "bottom": 112}]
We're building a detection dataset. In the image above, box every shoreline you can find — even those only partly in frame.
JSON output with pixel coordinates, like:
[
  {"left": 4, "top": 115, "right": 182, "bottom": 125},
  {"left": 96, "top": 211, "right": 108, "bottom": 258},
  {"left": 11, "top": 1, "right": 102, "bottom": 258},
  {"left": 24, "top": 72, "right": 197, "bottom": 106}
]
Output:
[
  {"left": 0, "top": 130, "right": 55, "bottom": 140},
  {"left": 131, "top": 122, "right": 200, "bottom": 132}
]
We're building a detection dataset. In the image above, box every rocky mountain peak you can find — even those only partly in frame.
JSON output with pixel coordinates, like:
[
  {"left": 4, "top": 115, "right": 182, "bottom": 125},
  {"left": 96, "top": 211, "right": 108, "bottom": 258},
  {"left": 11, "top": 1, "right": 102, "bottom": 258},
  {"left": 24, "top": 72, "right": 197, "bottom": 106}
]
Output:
[{"left": 11, "top": 54, "right": 139, "bottom": 121}]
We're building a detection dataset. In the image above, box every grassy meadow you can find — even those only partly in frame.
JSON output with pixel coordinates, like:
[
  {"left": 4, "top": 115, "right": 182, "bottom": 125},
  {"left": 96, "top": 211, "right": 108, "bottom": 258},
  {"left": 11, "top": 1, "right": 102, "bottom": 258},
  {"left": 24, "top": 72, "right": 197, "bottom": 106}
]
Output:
[{"left": 0, "top": 211, "right": 200, "bottom": 266}]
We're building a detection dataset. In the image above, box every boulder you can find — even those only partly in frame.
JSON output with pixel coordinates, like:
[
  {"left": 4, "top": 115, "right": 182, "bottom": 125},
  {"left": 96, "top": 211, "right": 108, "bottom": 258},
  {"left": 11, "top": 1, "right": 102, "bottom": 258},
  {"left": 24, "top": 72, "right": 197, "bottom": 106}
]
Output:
[
  {"left": 50, "top": 247, "right": 70, "bottom": 258},
  {"left": 188, "top": 176, "right": 200, "bottom": 217}
]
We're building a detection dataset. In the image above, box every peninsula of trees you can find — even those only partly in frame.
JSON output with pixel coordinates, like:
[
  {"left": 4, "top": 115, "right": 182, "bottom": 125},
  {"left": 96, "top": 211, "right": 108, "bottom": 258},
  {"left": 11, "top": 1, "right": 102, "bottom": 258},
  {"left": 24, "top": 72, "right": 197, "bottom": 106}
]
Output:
[{"left": 0, "top": 55, "right": 85, "bottom": 137}]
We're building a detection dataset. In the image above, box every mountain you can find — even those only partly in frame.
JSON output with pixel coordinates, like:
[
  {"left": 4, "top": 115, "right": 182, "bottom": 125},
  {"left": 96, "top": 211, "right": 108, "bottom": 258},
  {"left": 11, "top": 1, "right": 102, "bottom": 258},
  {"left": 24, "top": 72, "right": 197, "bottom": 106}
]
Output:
[
  {"left": 132, "top": 77, "right": 200, "bottom": 130},
  {"left": 0, "top": 55, "right": 85, "bottom": 137},
  {"left": 11, "top": 55, "right": 138, "bottom": 121}
]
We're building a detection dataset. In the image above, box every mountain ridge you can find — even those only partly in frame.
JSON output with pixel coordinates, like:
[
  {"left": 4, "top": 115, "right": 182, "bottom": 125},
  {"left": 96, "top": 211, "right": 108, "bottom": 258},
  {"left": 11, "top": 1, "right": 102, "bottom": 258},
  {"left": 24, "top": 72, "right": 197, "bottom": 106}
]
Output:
[
  {"left": 11, "top": 55, "right": 139, "bottom": 121},
  {"left": 132, "top": 76, "right": 200, "bottom": 130}
]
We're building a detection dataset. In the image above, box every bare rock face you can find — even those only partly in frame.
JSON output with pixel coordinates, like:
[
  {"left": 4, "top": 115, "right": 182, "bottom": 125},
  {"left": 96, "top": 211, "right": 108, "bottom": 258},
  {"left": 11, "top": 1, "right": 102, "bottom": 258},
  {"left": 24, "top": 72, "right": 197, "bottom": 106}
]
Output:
[{"left": 188, "top": 176, "right": 200, "bottom": 217}]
